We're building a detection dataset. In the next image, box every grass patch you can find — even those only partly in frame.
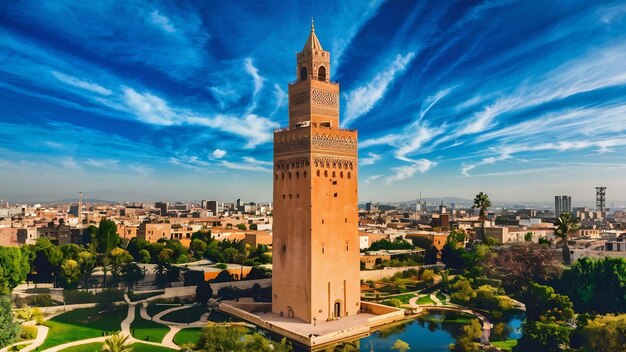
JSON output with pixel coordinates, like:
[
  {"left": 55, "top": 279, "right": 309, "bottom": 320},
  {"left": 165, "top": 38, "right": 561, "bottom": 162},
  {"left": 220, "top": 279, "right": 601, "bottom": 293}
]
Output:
[
  {"left": 147, "top": 304, "right": 179, "bottom": 318},
  {"left": 416, "top": 295, "right": 435, "bottom": 305},
  {"left": 58, "top": 342, "right": 102, "bottom": 352},
  {"left": 161, "top": 306, "right": 207, "bottom": 324},
  {"left": 60, "top": 342, "right": 176, "bottom": 352},
  {"left": 388, "top": 293, "right": 416, "bottom": 304},
  {"left": 492, "top": 339, "right": 518, "bottom": 351},
  {"left": 128, "top": 291, "right": 164, "bottom": 302},
  {"left": 130, "top": 306, "right": 169, "bottom": 343},
  {"left": 40, "top": 307, "right": 126, "bottom": 350},
  {"left": 173, "top": 327, "right": 202, "bottom": 346}
]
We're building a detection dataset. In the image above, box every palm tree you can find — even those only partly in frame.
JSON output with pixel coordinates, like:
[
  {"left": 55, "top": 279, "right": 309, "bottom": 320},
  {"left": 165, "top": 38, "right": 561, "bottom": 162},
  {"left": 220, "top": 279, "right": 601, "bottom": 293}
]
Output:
[
  {"left": 101, "top": 332, "right": 133, "bottom": 352},
  {"left": 472, "top": 192, "right": 492, "bottom": 241},
  {"left": 554, "top": 212, "right": 578, "bottom": 265}
]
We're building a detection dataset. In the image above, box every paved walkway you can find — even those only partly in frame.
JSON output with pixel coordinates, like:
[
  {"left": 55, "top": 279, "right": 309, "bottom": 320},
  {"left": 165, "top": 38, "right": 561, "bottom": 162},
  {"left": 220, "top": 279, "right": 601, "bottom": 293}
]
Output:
[
  {"left": 153, "top": 305, "right": 207, "bottom": 328},
  {"left": 13, "top": 301, "right": 210, "bottom": 352},
  {"left": 430, "top": 293, "right": 442, "bottom": 306},
  {"left": 19, "top": 325, "right": 49, "bottom": 352}
]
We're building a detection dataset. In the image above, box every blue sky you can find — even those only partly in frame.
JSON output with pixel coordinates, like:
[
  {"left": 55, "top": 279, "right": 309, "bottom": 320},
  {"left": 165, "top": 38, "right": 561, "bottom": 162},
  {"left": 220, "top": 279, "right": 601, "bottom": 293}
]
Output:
[{"left": 1, "top": 0, "right": 626, "bottom": 204}]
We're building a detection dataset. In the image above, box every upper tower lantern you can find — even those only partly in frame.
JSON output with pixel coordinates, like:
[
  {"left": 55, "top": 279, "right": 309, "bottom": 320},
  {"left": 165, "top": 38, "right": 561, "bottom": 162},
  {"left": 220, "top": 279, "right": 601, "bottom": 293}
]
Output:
[
  {"left": 296, "top": 19, "right": 331, "bottom": 82},
  {"left": 288, "top": 20, "right": 339, "bottom": 129}
]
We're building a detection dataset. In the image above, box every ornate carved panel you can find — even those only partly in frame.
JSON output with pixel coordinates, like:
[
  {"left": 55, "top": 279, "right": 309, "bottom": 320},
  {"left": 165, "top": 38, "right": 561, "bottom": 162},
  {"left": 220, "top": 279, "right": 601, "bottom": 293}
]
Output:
[
  {"left": 311, "top": 107, "right": 338, "bottom": 117},
  {"left": 311, "top": 89, "right": 338, "bottom": 107},
  {"left": 311, "top": 134, "right": 357, "bottom": 154},
  {"left": 274, "top": 155, "right": 311, "bottom": 170},
  {"left": 274, "top": 137, "right": 309, "bottom": 154},
  {"left": 313, "top": 156, "right": 355, "bottom": 170}
]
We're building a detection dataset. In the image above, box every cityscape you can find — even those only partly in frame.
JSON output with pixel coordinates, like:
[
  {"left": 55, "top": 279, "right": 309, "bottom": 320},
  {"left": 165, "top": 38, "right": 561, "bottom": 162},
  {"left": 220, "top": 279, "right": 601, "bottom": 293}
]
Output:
[{"left": 1, "top": 1, "right": 626, "bottom": 352}]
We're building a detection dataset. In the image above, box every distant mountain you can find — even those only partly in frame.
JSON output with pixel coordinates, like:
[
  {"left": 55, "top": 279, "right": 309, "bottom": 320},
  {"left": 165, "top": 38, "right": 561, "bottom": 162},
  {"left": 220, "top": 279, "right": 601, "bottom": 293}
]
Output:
[{"left": 2, "top": 190, "right": 160, "bottom": 204}]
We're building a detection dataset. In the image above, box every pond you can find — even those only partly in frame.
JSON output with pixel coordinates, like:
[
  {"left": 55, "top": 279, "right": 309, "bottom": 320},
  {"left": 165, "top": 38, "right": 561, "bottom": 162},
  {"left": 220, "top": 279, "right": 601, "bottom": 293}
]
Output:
[{"left": 312, "top": 310, "right": 525, "bottom": 352}]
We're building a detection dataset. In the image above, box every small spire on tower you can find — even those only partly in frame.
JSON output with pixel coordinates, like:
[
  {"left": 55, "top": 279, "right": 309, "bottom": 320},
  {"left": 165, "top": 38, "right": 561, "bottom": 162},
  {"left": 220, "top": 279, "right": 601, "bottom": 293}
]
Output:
[{"left": 311, "top": 17, "right": 315, "bottom": 32}]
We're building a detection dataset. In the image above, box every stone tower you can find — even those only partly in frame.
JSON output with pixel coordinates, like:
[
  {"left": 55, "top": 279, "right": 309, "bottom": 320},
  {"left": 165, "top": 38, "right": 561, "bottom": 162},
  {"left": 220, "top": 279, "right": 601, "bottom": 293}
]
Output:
[{"left": 272, "top": 21, "right": 360, "bottom": 324}]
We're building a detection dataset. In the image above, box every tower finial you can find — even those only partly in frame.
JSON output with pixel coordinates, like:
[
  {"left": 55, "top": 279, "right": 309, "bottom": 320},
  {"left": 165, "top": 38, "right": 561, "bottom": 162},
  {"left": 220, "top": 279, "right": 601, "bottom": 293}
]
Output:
[{"left": 311, "top": 17, "right": 315, "bottom": 32}]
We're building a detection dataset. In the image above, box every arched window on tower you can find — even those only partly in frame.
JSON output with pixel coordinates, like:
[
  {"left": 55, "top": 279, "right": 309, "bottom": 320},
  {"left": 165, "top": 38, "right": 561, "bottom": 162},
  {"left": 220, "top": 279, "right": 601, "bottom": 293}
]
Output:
[
  {"left": 300, "top": 66, "right": 308, "bottom": 81},
  {"left": 318, "top": 66, "right": 326, "bottom": 81}
]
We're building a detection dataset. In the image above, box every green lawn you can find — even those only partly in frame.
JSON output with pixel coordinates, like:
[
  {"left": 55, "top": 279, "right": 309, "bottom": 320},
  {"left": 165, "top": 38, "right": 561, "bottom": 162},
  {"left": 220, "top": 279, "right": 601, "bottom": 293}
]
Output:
[
  {"left": 127, "top": 291, "right": 165, "bottom": 302},
  {"left": 147, "top": 304, "right": 179, "bottom": 318},
  {"left": 60, "top": 342, "right": 176, "bottom": 352},
  {"left": 388, "top": 293, "right": 416, "bottom": 304},
  {"left": 161, "top": 306, "right": 207, "bottom": 323},
  {"left": 130, "top": 306, "right": 170, "bottom": 343},
  {"left": 173, "top": 328, "right": 202, "bottom": 346},
  {"left": 492, "top": 339, "right": 518, "bottom": 351},
  {"left": 416, "top": 295, "right": 436, "bottom": 305},
  {"left": 40, "top": 307, "right": 127, "bottom": 350}
]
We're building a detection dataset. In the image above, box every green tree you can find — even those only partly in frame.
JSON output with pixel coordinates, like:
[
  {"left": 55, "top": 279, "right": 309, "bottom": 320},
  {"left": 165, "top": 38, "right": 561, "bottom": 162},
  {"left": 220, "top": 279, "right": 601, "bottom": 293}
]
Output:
[
  {"left": 0, "top": 297, "right": 20, "bottom": 348},
  {"left": 77, "top": 251, "right": 95, "bottom": 288},
  {"left": 575, "top": 314, "right": 626, "bottom": 352},
  {"left": 555, "top": 257, "right": 626, "bottom": 314},
  {"left": 138, "top": 249, "right": 151, "bottom": 264},
  {"left": 60, "top": 259, "right": 81, "bottom": 289},
  {"left": 60, "top": 244, "right": 83, "bottom": 260},
  {"left": 223, "top": 247, "right": 239, "bottom": 263},
  {"left": 198, "top": 324, "right": 248, "bottom": 351},
  {"left": 0, "top": 247, "right": 30, "bottom": 294},
  {"left": 454, "top": 318, "right": 482, "bottom": 352},
  {"left": 30, "top": 238, "right": 63, "bottom": 286},
  {"left": 120, "top": 262, "right": 144, "bottom": 292},
  {"left": 554, "top": 212, "right": 578, "bottom": 265},
  {"left": 196, "top": 280, "right": 213, "bottom": 307},
  {"left": 190, "top": 239, "right": 207, "bottom": 260},
  {"left": 472, "top": 192, "right": 492, "bottom": 241},
  {"left": 515, "top": 283, "right": 574, "bottom": 352},
  {"left": 109, "top": 247, "right": 133, "bottom": 286},
  {"left": 391, "top": 339, "right": 410, "bottom": 352},
  {"left": 101, "top": 332, "right": 132, "bottom": 352},
  {"left": 95, "top": 219, "right": 120, "bottom": 254},
  {"left": 236, "top": 223, "right": 247, "bottom": 230}
]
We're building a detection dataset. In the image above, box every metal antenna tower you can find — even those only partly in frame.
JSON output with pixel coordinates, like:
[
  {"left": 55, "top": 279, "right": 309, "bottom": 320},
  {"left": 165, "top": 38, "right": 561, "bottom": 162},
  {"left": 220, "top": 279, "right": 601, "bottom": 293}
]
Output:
[{"left": 595, "top": 187, "right": 606, "bottom": 212}]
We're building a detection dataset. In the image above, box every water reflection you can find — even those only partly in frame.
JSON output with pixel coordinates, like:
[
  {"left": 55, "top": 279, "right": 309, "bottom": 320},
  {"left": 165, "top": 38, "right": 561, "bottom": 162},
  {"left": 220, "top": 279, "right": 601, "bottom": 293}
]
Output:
[{"left": 310, "top": 311, "right": 525, "bottom": 352}]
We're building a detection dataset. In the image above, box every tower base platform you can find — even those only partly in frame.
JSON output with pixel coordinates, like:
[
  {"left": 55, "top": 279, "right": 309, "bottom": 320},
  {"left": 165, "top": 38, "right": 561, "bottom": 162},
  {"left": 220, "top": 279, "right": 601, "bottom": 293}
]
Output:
[{"left": 218, "top": 301, "right": 406, "bottom": 349}]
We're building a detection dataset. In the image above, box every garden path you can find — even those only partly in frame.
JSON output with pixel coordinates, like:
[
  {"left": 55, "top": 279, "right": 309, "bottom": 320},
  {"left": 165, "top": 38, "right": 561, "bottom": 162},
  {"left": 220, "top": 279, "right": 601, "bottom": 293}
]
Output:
[{"left": 18, "top": 325, "right": 48, "bottom": 352}]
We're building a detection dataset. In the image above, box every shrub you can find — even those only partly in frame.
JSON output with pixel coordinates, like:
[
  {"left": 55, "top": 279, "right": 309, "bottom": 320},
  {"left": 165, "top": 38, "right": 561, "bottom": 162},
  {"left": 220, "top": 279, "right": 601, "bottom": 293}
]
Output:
[
  {"left": 383, "top": 298, "right": 403, "bottom": 308},
  {"left": 28, "top": 294, "right": 52, "bottom": 307},
  {"left": 20, "top": 325, "right": 38, "bottom": 340}
]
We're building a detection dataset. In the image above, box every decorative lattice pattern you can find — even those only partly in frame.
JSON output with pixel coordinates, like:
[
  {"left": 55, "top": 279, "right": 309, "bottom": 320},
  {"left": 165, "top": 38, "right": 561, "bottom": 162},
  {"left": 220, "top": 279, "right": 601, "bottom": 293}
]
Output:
[
  {"left": 275, "top": 156, "right": 310, "bottom": 170},
  {"left": 313, "top": 156, "right": 355, "bottom": 169},
  {"left": 311, "top": 90, "right": 338, "bottom": 107},
  {"left": 312, "top": 134, "right": 357, "bottom": 154},
  {"left": 289, "top": 91, "right": 309, "bottom": 107}
]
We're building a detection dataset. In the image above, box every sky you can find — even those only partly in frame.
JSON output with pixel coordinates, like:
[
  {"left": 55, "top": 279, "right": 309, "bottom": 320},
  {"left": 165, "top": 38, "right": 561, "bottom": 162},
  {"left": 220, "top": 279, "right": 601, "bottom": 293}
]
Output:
[{"left": 1, "top": 0, "right": 626, "bottom": 204}]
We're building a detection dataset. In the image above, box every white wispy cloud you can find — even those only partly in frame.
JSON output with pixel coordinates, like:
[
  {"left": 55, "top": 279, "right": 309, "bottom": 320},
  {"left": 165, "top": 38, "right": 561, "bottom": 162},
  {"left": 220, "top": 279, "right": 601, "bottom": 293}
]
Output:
[
  {"left": 363, "top": 174, "right": 383, "bottom": 186},
  {"left": 52, "top": 71, "right": 112, "bottom": 96},
  {"left": 272, "top": 83, "right": 287, "bottom": 115},
  {"left": 385, "top": 159, "right": 436, "bottom": 185},
  {"left": 123, "top": 87, "right": 176, "bottom": 125},
  {"left": 342, "top": 52, "right": 416, "bottom": 127},
  {"left": 61, "top": 157, "right": 81, "bottom": 170},
  {"left": 150, "top": 10, "right": 176, "bottom": 33},
  {"left": 244, "top": 58, "right": 264, "bottom": 98},
  {"left": 360, "top": 153, "right": 381, "bottom": 166},
  {"left": 220, "top": 160, "right": 271, "bottom": 173},
  {"left": 242, "top": 156, "right": 272, "bottom": 166},
  {"left": 211, "top": 149, "right": 227, "bottom": 159}
]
